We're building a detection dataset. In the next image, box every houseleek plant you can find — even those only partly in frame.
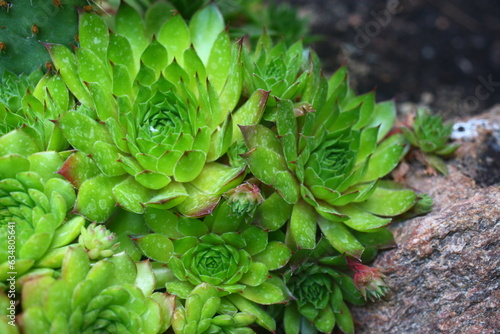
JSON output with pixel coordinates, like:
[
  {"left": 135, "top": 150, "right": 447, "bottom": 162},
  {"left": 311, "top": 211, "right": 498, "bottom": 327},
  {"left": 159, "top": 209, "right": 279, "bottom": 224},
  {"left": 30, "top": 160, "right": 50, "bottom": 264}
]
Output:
[{"left": 0, "top": 1, "right": 458, "bottom": 333}]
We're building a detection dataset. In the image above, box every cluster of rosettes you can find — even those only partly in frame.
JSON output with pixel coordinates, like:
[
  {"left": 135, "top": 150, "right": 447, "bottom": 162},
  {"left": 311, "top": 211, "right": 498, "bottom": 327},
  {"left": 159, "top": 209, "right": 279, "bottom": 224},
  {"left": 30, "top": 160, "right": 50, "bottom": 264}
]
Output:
[{"left": 0, "top": 2, "right": 458, "bottom": 334}]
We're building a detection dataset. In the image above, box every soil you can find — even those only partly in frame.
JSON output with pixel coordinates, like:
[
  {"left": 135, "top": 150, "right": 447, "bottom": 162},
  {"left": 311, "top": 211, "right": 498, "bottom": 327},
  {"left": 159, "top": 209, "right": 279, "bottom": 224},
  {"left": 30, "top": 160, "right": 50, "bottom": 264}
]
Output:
[{"left": 276, "top": 0, "right": 500, "bottom": 121}]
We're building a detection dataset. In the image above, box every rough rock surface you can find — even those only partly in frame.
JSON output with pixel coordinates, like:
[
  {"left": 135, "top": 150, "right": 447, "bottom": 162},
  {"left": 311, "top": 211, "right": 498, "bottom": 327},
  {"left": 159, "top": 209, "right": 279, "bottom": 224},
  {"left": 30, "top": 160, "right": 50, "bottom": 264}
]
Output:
[{"left": 350, "top": 110, "right": 500, "bottom": 334}]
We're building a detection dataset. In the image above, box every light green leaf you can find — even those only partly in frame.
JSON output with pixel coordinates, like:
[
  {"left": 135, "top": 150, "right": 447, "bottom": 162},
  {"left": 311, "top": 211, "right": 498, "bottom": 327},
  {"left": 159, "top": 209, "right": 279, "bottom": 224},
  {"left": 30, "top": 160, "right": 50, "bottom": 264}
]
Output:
[
  {"left": 115, "top": 2, "right": 149, "bottom": 63},
  {"left": 158, "top": 14, "right": 191, "bottom": 65},
  {"left": 358, "top": 182, "right": 417, "bottom": 216},
  {"left": 239, "top": 262, "right": 268, "bottom": 287},
  {"left": 113, "top": 176, "right": 152, "bottom": 214},
  {"left": 232, "top": 89, "right": 269, "bottom": 143},
  {"left": 79, "top": 12, "right": 109, "bottom": 60},
  {"left": 74, "top": 175, "right": 125, "bottom": 222},
  {"left": 207, "top": 31, "right": 232, "bottom": 93},
  {"left": 57, "top": 111, "right": 113, "bottom": 154},
  {"left": 239, "top": 281, "right": 286, "bottom": 305},
  {"left": 46, "top": 44, "right": 94, "bottom": 108},
  {"left": 252, "top": 242, "right": 291, "bottom": 270},
  {"left": 135, "top": 234, "right": 173, "bottom": 264},
  {"left": 190, "top": 3, "right": 224, "bottom": 64},
  {"left": 318, "top": 218, "right": 364, "bottom": 259},
  {"left": 360, "top": 133, "right": 409, "bottom": 182},
  {"left": 290, "top": 200, "right": 317, "bottom": 249},
  {"left": 337, "top": 204, "right": 391, "bottom": 231}
]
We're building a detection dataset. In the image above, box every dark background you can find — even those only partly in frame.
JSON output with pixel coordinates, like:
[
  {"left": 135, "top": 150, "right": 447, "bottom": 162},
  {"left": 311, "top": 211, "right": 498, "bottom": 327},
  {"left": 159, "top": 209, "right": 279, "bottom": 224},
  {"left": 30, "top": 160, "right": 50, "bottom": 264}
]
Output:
[{"left": 276, "top": 0, "right": 500, "bottom": 120}]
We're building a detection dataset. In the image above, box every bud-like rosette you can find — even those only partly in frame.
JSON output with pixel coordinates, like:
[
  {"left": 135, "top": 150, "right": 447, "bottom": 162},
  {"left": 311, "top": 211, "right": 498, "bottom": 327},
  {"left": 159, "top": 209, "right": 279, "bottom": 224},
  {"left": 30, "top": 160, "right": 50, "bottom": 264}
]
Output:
[
  {"left": 0, "top": 69, "right": 70, "bottom": 154},
  {"left": 223, "top": 182, "right": 264, "bottom": 216},
  {"left": 283, "top": 262, "right": 360, "bottom": 334},
  {"left": 19, "top": 247, "right": 174, "bottom": 334},
  {"left": 78, "top": 222, "right": 119, "bottom": 260},
  {"left": 347, "top": 257, "right": 388, "bottom": 301},
  {"left": 401, "top": 108, "right": 459, "bottom": 175},
  {"left": 0, "top": 151, "right": 83, "bottom": 283},
  {"left": 172, "top": 283, "right": 257, "bottom": 334},
  {"left": 47, "top": 4, "right": 270, "bottom": 222}
]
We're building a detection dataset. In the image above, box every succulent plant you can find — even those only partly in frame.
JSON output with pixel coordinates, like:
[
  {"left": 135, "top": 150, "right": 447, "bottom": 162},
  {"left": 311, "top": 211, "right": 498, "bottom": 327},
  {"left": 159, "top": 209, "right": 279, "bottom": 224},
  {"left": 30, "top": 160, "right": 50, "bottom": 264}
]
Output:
[
  {"left": 0, "top": 0, "right": 86, "bottom": 76},
  {"left": 401, "top": 108, "right": 459, "bottom": 175},
  {"left": 48, "top": 3, "right": 272, "bottom": 222},
  {"left": 241, "top": 28, "right": 311, "bottom": 104},
  {"left": 132, "top": 201, "right": 292, "bottom": 332},
  {"left": 0, "top": 151, "right": 83, "bottom": 284},
  {"left": 78, "top": 222, "right": 120, "bottom": 260},
  {"left": 172, "top": 282, "right": 257, "bottom": 334},
  {"left": 0, "top": 2, "right": 438, "bottom": 333},
  {"left": 243, "top": 65, "right": 418, "bottom": 256},
  {"left": 19, "top": 246, "right": 174, "bottom": 333},
  {"left": 276, "top": 236, "right": 391, "bottom": 334},
  {"left": 0, "top": 68, "right": 70, "bottom": 153},
  {"left": 0, "top": 70, "right": 42, "bottom": 133},
  {"left": 284, "top": 263, "right": 356, "bottom": 334}
]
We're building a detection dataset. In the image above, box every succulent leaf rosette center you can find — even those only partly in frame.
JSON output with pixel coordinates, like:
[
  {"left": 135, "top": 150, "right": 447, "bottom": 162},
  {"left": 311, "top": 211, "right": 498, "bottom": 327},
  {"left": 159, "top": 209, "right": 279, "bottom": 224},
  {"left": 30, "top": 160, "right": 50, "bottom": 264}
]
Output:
[
  {"left": 291, "top": 273, "right": 332, "bottom": 310},
  {"left": 311, "top": 139, "right": 355, "bottom": 181},
  {"left": 190, "top": 244, "right": 239, "bottom": 284},
  {"left": 139, "top": 92, "right": 183, "bottom": 144},
  {"left": 178, "top": 235, "right": 251, "bottom": 288}
]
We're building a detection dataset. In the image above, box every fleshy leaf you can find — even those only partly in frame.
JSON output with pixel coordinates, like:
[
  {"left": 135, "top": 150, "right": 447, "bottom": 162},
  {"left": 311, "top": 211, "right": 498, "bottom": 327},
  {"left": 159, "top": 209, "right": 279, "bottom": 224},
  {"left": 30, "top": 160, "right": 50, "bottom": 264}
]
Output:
[
  {"left": 318, "top": 218, "right": 364, "bottom": 259},
  {"left": 74, "top": 175, "right": 125, "bottom": 222},
  {"left": 358, "top": 181, "right": 417, "bottom": 217},
  {"left": 135, "top": 234, "right": 174, "bottom": 263}
]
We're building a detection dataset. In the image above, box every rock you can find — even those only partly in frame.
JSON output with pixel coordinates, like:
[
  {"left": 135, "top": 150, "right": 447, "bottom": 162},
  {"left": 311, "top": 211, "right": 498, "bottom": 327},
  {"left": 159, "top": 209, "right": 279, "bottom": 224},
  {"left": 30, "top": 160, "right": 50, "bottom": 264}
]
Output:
[{"left": 350, "top": 109, "right": 500, "bottom": 334}]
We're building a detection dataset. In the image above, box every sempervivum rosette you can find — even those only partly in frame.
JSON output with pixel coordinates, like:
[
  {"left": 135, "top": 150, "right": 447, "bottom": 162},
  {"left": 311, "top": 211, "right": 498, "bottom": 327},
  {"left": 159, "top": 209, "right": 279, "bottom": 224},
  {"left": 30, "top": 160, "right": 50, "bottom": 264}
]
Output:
[
  {"left": 243, "top": 65, "right": 419, "bottom": 257},
  {"left": 0, "top": 68, "right": 70, "bottom": 154},
  {"left": 19, "top": 246, "right": 174, "bottom": 334},
  {"left": 47, "top": 4, "right": 268, "bottom": 222},
  {"left": 280, "top": 237, "right": 392, "bottom": 334},
  {"left": 172, "top": 283, "right": 257, "bottom": 334},
  {"left": 0, "top": 151, "right": 84, "bottom": 284},
  {"left": 241, "top": 28, "right": 315, "bottom": 103},
  {"left": 0, "top": 70, "right": 41, "bottom": 135},
  {"left": 130, "top": 198, "right": 293, "bottom": 332},
  {"left": 401, "top": 108, "right": 459, "bottom": 175},
  {"left": 78, "top": 222, "right": 119, "bottom": 260}
]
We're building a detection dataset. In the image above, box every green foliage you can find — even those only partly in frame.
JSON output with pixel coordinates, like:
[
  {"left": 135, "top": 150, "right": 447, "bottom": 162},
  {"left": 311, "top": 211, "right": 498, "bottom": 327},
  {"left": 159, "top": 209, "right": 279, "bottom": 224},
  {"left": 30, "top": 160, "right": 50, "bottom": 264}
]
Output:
[
  {"left": 0, "top": 3, "right": 443, "bottom": 333},
  {"left": 402, "top": 108, "right": 459, "bottom": 175},
  {"left": 0, "top": 152, "right": 82, "bottom": 284},
  {"left": 19, "top": 247, "right": 174, "bottom": 333},
  {"left": 172, "top": 283, "right": 257, "bottom": 333},
  {"left": 0, "top": 0, "right": 86, "bottom": 77}
]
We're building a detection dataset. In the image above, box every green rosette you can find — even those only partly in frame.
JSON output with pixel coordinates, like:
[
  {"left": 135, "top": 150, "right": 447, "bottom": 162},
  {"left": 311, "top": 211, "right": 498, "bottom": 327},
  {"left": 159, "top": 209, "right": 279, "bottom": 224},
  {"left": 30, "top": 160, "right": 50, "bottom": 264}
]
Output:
[
  {"left": 242, "top": 63, "right": 419, "bottom": 257},
  {"left": 19, "top": 247, "right": 174, "bottom": 334},
  {"left": 281, "top": 238, "right": 391, "bottom": 334},
  {"left": 401, "top": 108, "right": 460, "bottom": 175},
  {"left": 172, "top": 283, "right": 257, "bottom": 334},
  {"left": 0, "top": 69, "right": 71, "bottom": 154},
  {"left": 47, "top": 4, "right": 271, "bottom": 222},
  {"left": 131, "top": 200, "right": 293, "bottom": 332},
  {"left": 0, "top": 151, "right": 83, "bottom": 284}
]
